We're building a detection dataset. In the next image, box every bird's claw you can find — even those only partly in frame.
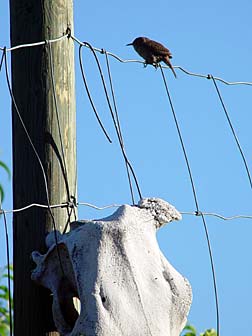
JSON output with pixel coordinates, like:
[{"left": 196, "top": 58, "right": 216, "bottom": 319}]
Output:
[{"left": 143, "top": 62, "right": 159, "bottom": 70}]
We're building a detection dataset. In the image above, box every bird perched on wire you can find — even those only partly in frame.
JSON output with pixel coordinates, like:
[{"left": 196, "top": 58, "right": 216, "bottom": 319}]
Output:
[{"left": 127, "top": 37, "right": 177, "bottom": 78}]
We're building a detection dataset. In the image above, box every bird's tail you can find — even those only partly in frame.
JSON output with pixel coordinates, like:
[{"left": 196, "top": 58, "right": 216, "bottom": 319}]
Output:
[{"left": 163, "top": 56, "right": 177, "bottom": 78}]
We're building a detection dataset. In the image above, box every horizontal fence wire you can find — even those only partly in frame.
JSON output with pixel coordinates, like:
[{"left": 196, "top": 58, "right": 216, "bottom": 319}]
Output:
[
  {"left": 0, "top": 34, "right": 68, "bottom": 52},
  {"left": 70, "top": 34, "right": 252, "bottom": 86},
  {"left": 0, "top": 32, "right": 251, "bottom": 85},
  {"left": 1, "top": 201, "right": 252, "bottom": 220}
]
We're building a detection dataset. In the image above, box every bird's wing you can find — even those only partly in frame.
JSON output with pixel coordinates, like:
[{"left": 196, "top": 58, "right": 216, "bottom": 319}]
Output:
[{"left": 148, "top": 40, "right": 173, "bottom": 58}]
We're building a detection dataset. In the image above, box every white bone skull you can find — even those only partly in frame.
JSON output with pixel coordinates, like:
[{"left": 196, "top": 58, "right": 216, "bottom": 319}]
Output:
[{"left": 31, "top": 198, "right": 192, "bottom": 336}]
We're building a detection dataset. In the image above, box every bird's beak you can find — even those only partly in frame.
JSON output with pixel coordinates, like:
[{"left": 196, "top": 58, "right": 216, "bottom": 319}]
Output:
[{"left": 126, "top": 43, "right": 133, "bottom": 46}]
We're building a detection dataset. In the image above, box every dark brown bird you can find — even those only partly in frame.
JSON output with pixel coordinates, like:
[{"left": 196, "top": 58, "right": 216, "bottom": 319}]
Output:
[{"left": 127, "top": 37, "right": 177, "bottom": 78}]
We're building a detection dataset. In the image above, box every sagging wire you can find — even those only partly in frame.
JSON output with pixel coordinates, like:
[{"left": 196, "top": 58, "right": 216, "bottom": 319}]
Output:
[
  {"left": 159, "top": 65, "right": 220, "bottom": 336},
  {"left": 1, "top": 33, "right": 252, "bottom": 86},
  {"left": 80, "top": 40, "right": 142, "bottom": 201},
  {"left": 159, "top": 65, "right": 199, "bottom": 211},
  {"left": 84, "top": 41, "right": 142, "bottom": 201},
  {"left": 3, "top": 48, "right": 65, "bottom": 276},
  {"left": 47, "top": 40, "right": 77, "bottom": 229},
  {"left": 78, "top": 44, "right": 112, "bottom": 143},
  {"left": 103, "top": 49, "right": 137, "bottom": 204},
  {"left": 71, "top": 34, "right": 252, "bottom": 87},
  {"left": 210, "top": 75, "right": 252, "bottom": 190}
]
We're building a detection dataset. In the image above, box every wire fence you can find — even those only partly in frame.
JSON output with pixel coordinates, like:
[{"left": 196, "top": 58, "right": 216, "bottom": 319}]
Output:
[
  {"left": 1, "top": 200, "right": 252, "bottom": 219},
  {"left": 1, "top": 30, "right": 252, "bottom": 336}
]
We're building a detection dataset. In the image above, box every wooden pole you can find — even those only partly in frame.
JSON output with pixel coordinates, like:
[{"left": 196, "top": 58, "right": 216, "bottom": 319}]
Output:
[{"left": 10, "top": 1, "right": 76, "bottom": 335}]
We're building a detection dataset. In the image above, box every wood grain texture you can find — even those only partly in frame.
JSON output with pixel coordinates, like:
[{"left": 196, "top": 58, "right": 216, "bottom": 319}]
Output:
[{"left": 10, "top": 1, "right": 76, "bottom": 335}]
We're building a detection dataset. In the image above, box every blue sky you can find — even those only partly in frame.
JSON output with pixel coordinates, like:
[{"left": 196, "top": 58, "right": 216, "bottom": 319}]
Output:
[{"left": 1, "top": 1, "right": 252, "bottom": 334}]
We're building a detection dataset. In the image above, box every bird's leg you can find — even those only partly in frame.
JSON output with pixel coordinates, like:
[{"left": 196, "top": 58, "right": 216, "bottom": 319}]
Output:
[
  {"left": 148, "top": 55, "right": 159, "bottom": 70},
  {"left": 143, "top": 61, "right": 158, "bottom": 70},
  {"left": 144, "top": 56, "right": 156, "bottom": 68}
]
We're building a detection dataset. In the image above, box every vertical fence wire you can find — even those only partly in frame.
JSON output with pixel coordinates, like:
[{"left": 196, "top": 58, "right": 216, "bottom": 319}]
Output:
[{"left": 160, "top": 65, "right": 220, "bottom": 335}]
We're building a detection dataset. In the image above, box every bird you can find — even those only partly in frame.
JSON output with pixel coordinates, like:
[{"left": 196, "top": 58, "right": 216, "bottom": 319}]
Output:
[{"left": 127, "top": 37, "right": 177, "bottom": 78}]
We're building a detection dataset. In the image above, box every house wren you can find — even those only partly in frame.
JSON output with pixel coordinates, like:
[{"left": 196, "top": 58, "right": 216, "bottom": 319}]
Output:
[{"left": 127, "top": 37, "right": 177, "bottom": 78}]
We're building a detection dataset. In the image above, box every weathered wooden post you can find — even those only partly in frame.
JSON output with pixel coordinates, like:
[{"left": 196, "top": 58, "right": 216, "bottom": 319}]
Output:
[{"left": 10, "top": 1, "right": 76, "bottom": 334}]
